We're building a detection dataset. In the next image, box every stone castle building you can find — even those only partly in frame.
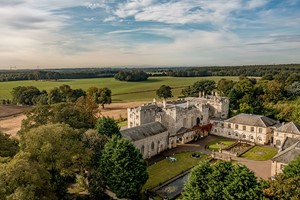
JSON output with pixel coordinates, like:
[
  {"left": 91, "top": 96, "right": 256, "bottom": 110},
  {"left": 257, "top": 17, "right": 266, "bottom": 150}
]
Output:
[
  {"left": 121, "top": 92, "right": 229, "bottom": 158},
  {"left": 121, "top": 92, "right": 300, "bottom": 167}
]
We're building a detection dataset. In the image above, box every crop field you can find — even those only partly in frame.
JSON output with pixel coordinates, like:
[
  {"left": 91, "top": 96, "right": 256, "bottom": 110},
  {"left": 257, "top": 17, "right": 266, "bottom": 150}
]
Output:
[{"left": 0, "top": 76, "right": 239, "bottom": 102}]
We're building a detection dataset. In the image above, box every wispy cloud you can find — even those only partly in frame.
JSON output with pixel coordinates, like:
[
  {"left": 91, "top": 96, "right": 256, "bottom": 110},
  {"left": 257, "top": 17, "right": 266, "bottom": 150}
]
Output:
[{"left": 0, "top": 0, "right": 300, "bottom": 68}]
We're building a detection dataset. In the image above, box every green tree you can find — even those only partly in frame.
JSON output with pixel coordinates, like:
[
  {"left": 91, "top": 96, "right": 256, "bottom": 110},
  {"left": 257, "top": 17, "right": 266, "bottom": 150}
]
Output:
[
  {"left": 20, "top": 102, "right": 97, "bottom": 134},
  {"left": 217, "top": 79, "right": 235, "bottom": 96},
  {"left": 100, "top": 136, "right": 148, "bottom": 199},
  {"left": 98, "top": 88, "right": 112, "bottom": 109},
  {"left": 0, "top": 132, "right": 19, "bottom": 158},
  {"left": 11, "top": 86, "right": 41, "bottom": 105},
  {"left": 0, "top": 152, "right": 56, "bottom": 200},
  {"left": 182, "top": 80, "right": 216, "bottom": 97},
  {"left": 95, "top": 117, "right": 121, "bottom": 138},
  {"left": 182, "top": 161, "right": 260, "bottom": 200},
  {"left": 87, "top": 87, "right": 112, "bottom": 108},
  {"left": 262, "top": 174, "right": 300, "bottom": 200},
  {"left": 82, "top": 129, "right": 108, "bottom": 199},
  {"left": 20, "top": 123, "right": 90, "bottom": 199},
  {"left": 156, "top": 85, "right": 173, "bottom": 99}
]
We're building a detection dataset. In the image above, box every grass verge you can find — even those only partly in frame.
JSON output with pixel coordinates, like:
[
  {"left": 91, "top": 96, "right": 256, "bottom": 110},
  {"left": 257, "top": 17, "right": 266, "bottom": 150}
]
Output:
[{"left": 142, "top": 152, "right": 208, "bottom": 193}]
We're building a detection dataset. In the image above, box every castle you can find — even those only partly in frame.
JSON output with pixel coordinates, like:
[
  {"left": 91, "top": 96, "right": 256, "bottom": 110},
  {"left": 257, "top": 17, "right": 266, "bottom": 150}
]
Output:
[
  {"left": 121, "top": 92, "right": 300, "bottom": 177},
  {"left": 121, "top": 92, "right": 229, "bottom": 158}
]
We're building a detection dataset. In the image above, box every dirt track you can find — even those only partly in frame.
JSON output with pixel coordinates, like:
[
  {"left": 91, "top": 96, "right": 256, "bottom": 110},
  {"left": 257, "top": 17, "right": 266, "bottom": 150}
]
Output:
[{"left": 0, "top": 102, "right": 149, "bottom": 137}]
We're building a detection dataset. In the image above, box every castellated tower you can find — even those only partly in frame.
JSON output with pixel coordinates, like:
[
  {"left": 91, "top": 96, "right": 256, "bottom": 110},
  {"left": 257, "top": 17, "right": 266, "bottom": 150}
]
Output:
[{"left": 127, "top": 92, "right": 229, "bottom": 130}]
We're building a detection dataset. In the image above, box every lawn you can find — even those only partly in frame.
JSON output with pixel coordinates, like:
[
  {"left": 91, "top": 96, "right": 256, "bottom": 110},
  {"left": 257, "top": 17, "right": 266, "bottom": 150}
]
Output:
[
  {"left": 142, "top": 152, "right": 208, "bottom": 192},
  {"left": 207, "top": 139, "right": 236, "bottom": 151},
  {"left": 240, "top": 145, "right": 278, "bottom": 161},
  {"left": 0, "top": 76, "right": 239, "bottom": 102},
  {"left": 117, "top": 120, "right": 127, "bottom": 127}
]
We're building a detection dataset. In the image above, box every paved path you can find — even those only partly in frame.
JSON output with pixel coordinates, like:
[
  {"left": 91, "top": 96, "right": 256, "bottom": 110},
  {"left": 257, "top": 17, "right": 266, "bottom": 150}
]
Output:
[{"left": 147, "top": 135, "right": 272, "bottom": 180}]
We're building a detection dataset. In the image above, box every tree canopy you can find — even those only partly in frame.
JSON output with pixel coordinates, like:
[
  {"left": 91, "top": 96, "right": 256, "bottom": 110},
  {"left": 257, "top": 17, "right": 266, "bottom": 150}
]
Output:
[
  {"left": 182, "top": 161, "right": 260, "bottom": 200},
  {"left": 0, "top": 132, "right": 19, "bottom": 158},
  {"left": 156, "top": 85, "right": 173, "bottom": 99},
  {"left": 114, "top": 70, "right": 149, "bottom": 82},
  {"left": 20, "top": 123, "right": 90, "bottom": 199},
  {"left": 182, "top": 80, "right": 216, "bottom": 97},
  {"left": 20, "top": 102, "right": 97, "bottom": 134},
  {"left": 0, "top": 152, "right": 56, "bottom": 200},
  {"left": 87, "top": 87, "right": 112, "bottom": 108},
  {"left": 95, "top": 117, "right": 121, "bottom": 138},
  {"left": 100, "top": 136, "right": 148, "bottom": 199}
]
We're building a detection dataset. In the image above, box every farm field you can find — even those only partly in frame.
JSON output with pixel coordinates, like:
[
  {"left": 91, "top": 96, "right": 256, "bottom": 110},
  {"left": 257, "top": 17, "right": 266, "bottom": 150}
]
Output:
[{"left": 0, "top": 76, "right": 240, "bottom": 102}]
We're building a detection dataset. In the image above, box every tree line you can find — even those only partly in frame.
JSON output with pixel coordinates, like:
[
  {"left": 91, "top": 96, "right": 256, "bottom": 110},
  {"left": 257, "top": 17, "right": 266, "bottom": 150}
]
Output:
[
  {"left": 166, "top": 64, "right": 300, "bottom": 77},
  {"left": 2, "top": 64, "right": 300, "bottom": 82},
  {"left": 9, "top": 85, "right": 112, "bottom": 109}
]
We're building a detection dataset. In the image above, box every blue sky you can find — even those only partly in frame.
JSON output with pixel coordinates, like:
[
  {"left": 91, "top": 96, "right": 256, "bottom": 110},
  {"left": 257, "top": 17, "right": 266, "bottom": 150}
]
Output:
[{"left": 1, "top": 0, "right": 300, "bottom": 68}]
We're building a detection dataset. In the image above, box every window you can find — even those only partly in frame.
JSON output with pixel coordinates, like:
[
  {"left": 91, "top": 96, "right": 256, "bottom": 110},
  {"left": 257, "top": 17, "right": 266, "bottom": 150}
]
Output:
[
  {"left": 235, "top": 133, "right": 238, "bottom": 137},
  {"left": 130, "top": 122, "right": 133, "bottom": 127},
  {"left": 243, "top": 126, "right": 246, "bottom": 131},
  {"left": 235, "top": 124, "right": 238, "bottom": 129},
  {"left": 258, "top": 137, "right": 262, "bottom": 141},
  {"left": 151, "top": 142, "right": 155, "bottom": 150},
  {"left": 214, "top": 129, "right": 217, "bottom": 132},
  {"left": 259, "top": 128, "right": 262, "bottom": 133},
  {"left": 228, "top": 132, "right": 231, "bottom": 136},
  {"left": 141, "top": 145, "right": 144, "bottom": 154},
  {"left": 221, "top": 123, "right": 224, "bottom": 127},
  {"left": 251, "top": 127, "right": 254, "bottom": 132},
  {"left": 136, "top": 115, "right": 139, "bottom": 119},
  {"left": 250, "top": 135, "right": 254, "bottom": 139},
  {"left": 130, "top": 114, "right": 132, "bottom": 118},
  {"left": 243, "top": 134, "right": 246, "bottom": 139},
  {"left": 228, "top": 124, "right": 231, "bottom": 128}
]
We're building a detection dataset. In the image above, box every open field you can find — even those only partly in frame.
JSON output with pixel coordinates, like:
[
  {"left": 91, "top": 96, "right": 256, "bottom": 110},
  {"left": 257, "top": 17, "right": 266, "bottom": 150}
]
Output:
[
  {"left": 241, "top": 145, "right": 278, "bottom": 161},
  {"left": 0, "top": 76, "right": 240, "bottom": 102},
  {"left": 142, "top": 152, "right": 208, "bottom": 192}
]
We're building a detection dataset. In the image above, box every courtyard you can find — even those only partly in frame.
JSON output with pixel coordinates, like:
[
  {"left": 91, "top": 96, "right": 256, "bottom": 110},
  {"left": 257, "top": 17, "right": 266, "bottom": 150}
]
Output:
[{"left": 143, "top": 135, "right": 278, "bottom": 198}]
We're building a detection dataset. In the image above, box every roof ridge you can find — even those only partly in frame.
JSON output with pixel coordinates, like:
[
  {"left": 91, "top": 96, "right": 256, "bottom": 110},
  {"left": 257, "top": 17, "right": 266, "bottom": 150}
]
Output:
[
  {"left": 258, "top": 116, "right": 267, "bottom": 127},
  {"left": 273, "top": 141, "right": 300, "bottom": 160},
  {"left": 291, "top": 121, "right": 300, "bottom": 133}
]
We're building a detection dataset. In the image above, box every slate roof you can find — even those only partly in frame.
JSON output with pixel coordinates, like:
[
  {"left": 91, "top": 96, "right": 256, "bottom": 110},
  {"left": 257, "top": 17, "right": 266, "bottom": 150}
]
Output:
[
  {"left": 272, "top": 140, "right": 300, "bottom": 164},
  {"left": 176, "top": 127, "right": 192, "bottom": 135},
  {"left": 277, "top": 121, "right": 300, "bottom": 134},
  {"left": 281, "top": 137, "right": 300, "bottom": 151},
  {"left": 121, "top": 122, "right": 167, "bottom": 142},
  {"left": 225, "top": 113, "right": 277, "bottom": 127}
]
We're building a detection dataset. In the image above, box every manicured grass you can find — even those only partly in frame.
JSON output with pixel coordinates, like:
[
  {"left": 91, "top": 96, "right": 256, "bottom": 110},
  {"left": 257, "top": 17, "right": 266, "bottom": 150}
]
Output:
[
  {"left": 117, "top": 120, "right": 127, "bottom": 127},
  {"left": 207, "top": 139, "right": 236, "bottom": 151},
  {"left": 142, "top": 152, "right": 208, "bottom": 192},
  {"left": 241, "top": 145, "right": 278, "bottom": 161},
  {"left": 0, "top": 76, "right": 240, "bottom": 102}
]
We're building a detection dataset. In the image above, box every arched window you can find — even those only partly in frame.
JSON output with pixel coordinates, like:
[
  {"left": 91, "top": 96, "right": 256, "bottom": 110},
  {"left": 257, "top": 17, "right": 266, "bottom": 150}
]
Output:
[
  {"left": 151, "top": 142, "right": 155, "bottom": 150},
  {"left": 196, "top": 117, "right": 200, "bottom": 125},
  {"left": 141, "top": 145, "right": 144, "bottom": 154}
]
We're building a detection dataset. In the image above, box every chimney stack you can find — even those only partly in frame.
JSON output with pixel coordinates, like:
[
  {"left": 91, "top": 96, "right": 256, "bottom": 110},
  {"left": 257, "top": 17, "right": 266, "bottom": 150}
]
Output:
[{"left": 163, "top": 99, "right": 166, "bottom": 108}]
